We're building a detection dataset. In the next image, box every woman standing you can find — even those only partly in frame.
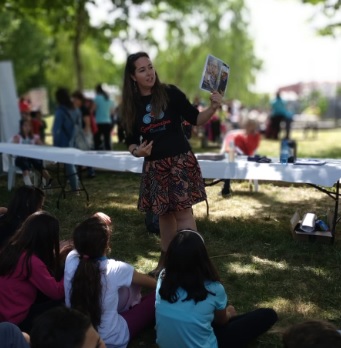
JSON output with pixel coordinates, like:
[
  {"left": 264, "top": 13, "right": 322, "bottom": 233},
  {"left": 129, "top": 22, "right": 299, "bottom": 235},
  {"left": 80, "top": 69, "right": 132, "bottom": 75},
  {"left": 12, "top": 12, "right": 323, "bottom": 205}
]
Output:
[
  {"left": 52, "top": 87, "right": 81, "bottom": 192},
  {"left": 121, "top": 52, "right": 222, "bottom": 277},
  {"left": 93, "top": 84, "right": 114, "bottom": 150}
]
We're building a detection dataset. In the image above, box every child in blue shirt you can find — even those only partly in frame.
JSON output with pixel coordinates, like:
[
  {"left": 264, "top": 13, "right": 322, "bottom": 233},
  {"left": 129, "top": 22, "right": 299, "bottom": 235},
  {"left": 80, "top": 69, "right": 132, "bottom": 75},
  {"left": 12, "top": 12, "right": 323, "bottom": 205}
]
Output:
[{"left": 155, "top": 230, "right": 278, "bottom": 348}]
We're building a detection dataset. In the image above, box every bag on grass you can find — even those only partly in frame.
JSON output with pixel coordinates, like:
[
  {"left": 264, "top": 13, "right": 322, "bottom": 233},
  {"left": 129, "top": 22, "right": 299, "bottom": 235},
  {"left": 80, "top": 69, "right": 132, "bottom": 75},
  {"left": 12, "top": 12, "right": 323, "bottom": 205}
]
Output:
[
  {"left": 75, "top": 127, "right": 92, "bottom": 151},
  {"left": 62, "top": 107, "right": 92, "bottom": 151},
  {"left": 145, "top": 211, "right": 160, "bottom": 235}
]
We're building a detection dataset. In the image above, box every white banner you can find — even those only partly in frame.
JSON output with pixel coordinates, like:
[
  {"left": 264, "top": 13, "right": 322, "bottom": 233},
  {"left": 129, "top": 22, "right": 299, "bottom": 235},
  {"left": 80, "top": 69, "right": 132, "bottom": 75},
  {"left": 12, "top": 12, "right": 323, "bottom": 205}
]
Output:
[{"left": 0, "top": 61, "right": 20, "bottom": 171}]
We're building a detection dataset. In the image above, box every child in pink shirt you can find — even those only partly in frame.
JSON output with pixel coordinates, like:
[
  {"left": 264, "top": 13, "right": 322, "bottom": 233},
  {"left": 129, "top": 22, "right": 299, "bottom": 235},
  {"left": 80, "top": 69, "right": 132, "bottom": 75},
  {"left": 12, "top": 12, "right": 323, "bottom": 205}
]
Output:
[{"left": 0, "top": 211, "right": 70, "bottom": 332}]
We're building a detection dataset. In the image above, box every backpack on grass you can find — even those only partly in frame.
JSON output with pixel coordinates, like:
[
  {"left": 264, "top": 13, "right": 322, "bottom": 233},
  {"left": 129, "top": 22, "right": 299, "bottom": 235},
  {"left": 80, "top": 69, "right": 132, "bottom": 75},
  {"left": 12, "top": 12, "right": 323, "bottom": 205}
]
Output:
[{"left": 145, "top": 211, "right": 160, "bottom": 235}]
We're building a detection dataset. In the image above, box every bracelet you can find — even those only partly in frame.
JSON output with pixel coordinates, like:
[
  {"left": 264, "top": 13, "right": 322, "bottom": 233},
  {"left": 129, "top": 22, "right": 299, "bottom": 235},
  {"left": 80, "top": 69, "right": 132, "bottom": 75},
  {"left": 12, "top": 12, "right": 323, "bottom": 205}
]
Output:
[{"left": 132, "top": 146, "right": 139, "bottom": 157}]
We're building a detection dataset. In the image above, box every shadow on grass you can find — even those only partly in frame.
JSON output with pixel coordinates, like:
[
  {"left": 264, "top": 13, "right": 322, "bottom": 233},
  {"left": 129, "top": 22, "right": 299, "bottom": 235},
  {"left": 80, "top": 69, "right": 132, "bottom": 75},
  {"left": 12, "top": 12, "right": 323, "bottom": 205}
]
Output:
[{"left": 0, "top": 169, "right": 340, "bottom": 348}]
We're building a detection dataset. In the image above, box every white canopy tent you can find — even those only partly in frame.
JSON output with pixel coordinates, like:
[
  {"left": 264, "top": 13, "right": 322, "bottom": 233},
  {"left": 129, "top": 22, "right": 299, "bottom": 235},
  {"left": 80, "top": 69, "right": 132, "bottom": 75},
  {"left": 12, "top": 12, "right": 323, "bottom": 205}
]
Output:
[{"left": 0, "top": 61, "right": 21, "bottom": 171}]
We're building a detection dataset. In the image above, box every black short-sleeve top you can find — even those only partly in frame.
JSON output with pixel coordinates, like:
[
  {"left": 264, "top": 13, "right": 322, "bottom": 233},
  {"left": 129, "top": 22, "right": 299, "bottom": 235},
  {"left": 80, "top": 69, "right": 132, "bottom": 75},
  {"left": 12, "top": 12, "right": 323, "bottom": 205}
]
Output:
[{"left": 125, "top": 85, "right": 199, "bottom": 161}]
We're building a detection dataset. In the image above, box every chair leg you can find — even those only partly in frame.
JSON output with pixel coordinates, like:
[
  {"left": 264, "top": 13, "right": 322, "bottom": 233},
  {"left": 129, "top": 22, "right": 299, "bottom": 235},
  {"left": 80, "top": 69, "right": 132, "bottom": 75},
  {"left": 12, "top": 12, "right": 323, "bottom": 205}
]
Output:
[
  {"left": 249, "top": 179, "right": 259, "bottom": 192},
  {"left": 7, "top": 164, "right": 16, "bottom": 191}
]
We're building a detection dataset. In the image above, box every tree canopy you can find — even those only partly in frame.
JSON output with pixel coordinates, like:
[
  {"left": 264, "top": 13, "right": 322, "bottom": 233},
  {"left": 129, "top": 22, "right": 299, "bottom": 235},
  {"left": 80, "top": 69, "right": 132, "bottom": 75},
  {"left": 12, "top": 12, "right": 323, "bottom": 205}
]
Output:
[
  {"left": 302, "top": 0, "right": 341, "bottom": 36},
  {"left": 0, "top": 0, "right": 261, "bottom": 105}
]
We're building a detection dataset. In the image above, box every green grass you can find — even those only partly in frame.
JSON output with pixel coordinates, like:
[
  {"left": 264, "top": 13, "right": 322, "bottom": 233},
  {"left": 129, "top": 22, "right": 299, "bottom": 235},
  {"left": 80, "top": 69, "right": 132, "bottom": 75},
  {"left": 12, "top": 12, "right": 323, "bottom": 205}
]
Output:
[{"left": 1, "top": 127, "right": 341, "bottom": 347}]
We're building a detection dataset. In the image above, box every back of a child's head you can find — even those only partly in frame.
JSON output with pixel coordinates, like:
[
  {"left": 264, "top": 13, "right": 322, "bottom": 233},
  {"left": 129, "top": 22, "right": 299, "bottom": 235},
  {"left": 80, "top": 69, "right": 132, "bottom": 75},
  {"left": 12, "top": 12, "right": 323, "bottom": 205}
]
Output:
[
  {"left": 0, "top": 211, "right": 60, "bottom": 277},
  {"left": 30, "top": 306, "right": 92, "bottom": 348},
  {"left": 16, "top": 210, "right": 59, "bottom": 248},
  {"left": 243, "top": 117, "right": 259, "bottom": 134},
  {"left": 7, "top": 186, "right": 45, "bottom": 221},
  {"left": 73, "top": 215, "right": 111, "bottom": 259},
  {"left": 282, "top": 320, "right": 341, "bottom": 348},
  {"left": 71, "top": 215, "right": 112, "bottom": 329},
  {"left": 165, "top": 229, "right": 209, "bottom": 274},
  {"left": 160, "top": 229, "right": 220, "bottom": 303}
]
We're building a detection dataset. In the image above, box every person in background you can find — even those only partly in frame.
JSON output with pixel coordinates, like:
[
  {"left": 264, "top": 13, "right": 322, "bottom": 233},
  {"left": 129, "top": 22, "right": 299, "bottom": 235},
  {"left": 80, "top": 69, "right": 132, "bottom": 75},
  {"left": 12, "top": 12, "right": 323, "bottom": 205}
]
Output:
[
  {"left": 0, "top": 306, "right": 106, "bottom": 348},
  {"left": 268, "top": 91, "right": 291, "bottom": 140},
  {"left": 0, "top": 186, "right": 45, "bottom": 249},
  {"left": 155, "top": 229, "right": 278, "bottom": 348},
  {"left": 64, "top": 212, "right": 156, "bottom": 348},
  {"left": 19, "top": 96, "right": 31, "bottom": 117},
  {"left": 112, "top": 102, "right": 126, "bottom": 143},
  {"left": 0, "top": 211, "right": 66, "bottom": 333},
  {"left": 0, "top": 322, "right": 30, "bottom": 348},
  {"left": 30, "top": 307, "right": 106, "bottom": 348},
  {"left": 52, "top": 87, "right": 81, "bottom": 192},
  {"left": 11, "top": 119, "right": 52, "bottom": 187},
  {"left": 71, "top": 90, "right": 96, "bottom": 178},
  {"left": 121, "top": 51, "right": 222, "bottom": 278},
  {"left": 93, "top": 84, "right": 115, "bottom": 151},
  {"left": 221, "top": 117, "right": 261, "bottom": 196},
  {"left": 31, "top": 110, "right": 47, "bottom": 144},
  {"left": 282, "top": 320, "right": 341, "bottom": 348}
]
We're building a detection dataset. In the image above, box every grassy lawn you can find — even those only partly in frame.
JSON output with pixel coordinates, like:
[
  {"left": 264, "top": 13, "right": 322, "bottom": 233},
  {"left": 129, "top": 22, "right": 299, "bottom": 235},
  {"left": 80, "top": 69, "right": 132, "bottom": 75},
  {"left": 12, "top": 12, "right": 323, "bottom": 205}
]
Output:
[{"left": 0, "top": 126, "right": 341, "bottom": 347}]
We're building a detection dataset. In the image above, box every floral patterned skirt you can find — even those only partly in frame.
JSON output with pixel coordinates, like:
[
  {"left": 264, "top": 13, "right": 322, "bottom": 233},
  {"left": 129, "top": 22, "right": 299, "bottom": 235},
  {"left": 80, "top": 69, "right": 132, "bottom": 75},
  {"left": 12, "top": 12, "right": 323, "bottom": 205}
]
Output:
[{"left": 138, "top": 151, "right": 207, "bottom": 215}]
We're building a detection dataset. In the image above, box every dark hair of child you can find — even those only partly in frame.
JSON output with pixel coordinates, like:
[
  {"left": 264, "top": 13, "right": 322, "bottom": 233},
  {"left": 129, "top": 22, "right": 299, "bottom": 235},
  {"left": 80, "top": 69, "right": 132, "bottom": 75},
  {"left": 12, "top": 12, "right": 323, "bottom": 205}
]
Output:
[
  {"left": 282, "top": 320, "right": 341, "bottom": 348},
  {"left": 1, "top": 186, "right": 45, "bottom": 225},
  {"left": 0, "top": 211, "right": 60, "bottom": 279},
  {"left": 30, "top": 307, "right": 93, "bottom": 348},
  {"left": 19, "top": 119, "right": 34, "bottom": 139},
  {"left": 70, "top": 215, "right": 111, "bottom": 329},
  {"left": 159, "top": 229, "right": 220, "bottom": 304}
]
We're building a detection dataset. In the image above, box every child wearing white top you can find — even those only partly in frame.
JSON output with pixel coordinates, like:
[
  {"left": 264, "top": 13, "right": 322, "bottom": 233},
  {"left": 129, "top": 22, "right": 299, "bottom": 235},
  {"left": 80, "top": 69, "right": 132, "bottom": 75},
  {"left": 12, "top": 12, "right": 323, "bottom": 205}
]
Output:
[{"left": 64, "top": 213, "right": 156, "bottom": 348}]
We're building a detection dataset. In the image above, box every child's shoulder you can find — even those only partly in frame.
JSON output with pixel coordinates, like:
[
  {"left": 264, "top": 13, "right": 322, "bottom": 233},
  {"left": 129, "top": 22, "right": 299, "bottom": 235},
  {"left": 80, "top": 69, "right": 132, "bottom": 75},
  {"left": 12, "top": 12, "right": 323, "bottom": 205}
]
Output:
[{"left": 205, "top": 280, "right": 225, "bottom": 292}]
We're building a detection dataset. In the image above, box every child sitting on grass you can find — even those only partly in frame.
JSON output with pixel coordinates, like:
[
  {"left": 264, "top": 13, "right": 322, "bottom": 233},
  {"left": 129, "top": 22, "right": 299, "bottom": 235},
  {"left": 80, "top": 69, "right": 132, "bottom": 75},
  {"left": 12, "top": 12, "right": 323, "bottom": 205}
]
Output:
[
  {"left": 155, "top": 229, "right": 278, "bottom": 348},
  {"left": 0, "top": 211, "right": 68, "bottom": 333},
  {"left": 221, "top": 117, "right": 261, "bottom": 196},
  {"left": 11, "top": 119, "right": 52, "bottom": 187},
  {"left": 64, "top": 212, "right": 156, "bottom": 348}
]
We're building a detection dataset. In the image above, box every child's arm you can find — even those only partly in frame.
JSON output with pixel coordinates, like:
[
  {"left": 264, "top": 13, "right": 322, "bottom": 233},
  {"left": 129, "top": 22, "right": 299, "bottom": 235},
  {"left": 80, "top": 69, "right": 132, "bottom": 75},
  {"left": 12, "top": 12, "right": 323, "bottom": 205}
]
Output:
[
  {"left": 12, "top": 135, "right": 20, "bottom": 143},
  {"left": 214, "top": 305, "right": 237, "bottom": 325},
  {"left": 132, "top": 270, "right": 156, "bottom": 289}
]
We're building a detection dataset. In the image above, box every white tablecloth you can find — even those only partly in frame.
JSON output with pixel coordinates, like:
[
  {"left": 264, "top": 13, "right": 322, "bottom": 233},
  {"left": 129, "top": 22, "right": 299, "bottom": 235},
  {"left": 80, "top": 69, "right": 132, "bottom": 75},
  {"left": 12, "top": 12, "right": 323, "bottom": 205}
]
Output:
[{"left": 0, "top": 143, "right": 340, "bottom": 187}]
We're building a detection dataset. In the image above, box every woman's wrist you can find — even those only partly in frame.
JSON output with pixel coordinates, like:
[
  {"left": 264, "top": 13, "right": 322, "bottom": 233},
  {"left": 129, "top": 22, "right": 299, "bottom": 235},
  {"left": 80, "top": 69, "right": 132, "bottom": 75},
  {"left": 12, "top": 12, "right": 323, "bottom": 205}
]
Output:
[{"left": 132, "top": 146, "right": 139, "bottom": 157}]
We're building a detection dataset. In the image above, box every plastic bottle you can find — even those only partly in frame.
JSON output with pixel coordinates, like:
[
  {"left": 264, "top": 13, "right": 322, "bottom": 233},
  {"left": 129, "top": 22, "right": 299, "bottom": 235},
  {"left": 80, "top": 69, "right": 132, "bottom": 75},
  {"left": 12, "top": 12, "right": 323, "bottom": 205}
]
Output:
[
  {"left": 280, "top": 139, "right": 289, "bottom": 165},
  {"left": 229, "top": 140, "right": 235, "bottom": 162},
  {"left": 316, "top": 219, "right": 329, "bottom": 231}
]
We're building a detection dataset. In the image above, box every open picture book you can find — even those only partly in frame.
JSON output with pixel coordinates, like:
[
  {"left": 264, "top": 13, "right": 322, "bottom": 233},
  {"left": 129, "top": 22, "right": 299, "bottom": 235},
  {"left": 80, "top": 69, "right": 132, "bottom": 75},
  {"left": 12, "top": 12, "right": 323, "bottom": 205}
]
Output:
[{"left": 199, "top": 54, "right": 230, "bottom": 96}]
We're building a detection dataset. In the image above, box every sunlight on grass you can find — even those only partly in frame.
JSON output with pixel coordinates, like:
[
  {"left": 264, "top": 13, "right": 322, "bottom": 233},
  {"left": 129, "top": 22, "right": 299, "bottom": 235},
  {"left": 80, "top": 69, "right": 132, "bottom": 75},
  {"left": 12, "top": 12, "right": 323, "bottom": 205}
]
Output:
[
  {"left": 269, "top": 297, "right": 319, "bottom": 317},
  {"left": 302, "top": 266, "right": 329, "bottom": 277},
  {"left": 228, "top": 262, "right": 261, "bottom": 275},
  {"left": 1, "top": 128, "right": 341, "bottom": 348},
  {"left": 252, "top": 256, "right": 288, "bottom": 270}
]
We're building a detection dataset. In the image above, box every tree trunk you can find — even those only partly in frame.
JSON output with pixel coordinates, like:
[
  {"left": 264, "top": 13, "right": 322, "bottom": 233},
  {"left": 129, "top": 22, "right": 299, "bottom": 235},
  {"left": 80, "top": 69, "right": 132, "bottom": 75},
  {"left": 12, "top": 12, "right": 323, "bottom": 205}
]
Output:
[{"left": 73, "top": 0, "right": 87, "bottom": 90}]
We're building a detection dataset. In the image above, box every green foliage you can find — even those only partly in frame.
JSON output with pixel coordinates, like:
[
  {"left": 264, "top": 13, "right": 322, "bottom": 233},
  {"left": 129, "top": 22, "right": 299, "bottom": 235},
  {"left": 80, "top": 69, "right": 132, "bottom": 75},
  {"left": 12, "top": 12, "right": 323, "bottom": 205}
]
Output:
[
  {"left": 154, "top": 0, "right": 260, "bottom": 103},
  {"left": 0, "top": 13, "right": 50, "bottom": 94},
  {"left": 299, "top": 90, "right": 329, "bottom": 116},
  {"left": 1, "top": 0, "right": 260, "bottom": 104},
  {"left": 302, "top": 0, "right": 341, "bottom": 36}
]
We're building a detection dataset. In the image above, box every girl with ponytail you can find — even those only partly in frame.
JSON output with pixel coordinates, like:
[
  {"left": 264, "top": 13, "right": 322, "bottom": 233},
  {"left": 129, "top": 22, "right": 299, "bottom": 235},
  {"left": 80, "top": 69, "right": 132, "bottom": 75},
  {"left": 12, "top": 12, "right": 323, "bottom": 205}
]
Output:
[{"left": 64, "top": 213, "right": 156, "bottom": 348}]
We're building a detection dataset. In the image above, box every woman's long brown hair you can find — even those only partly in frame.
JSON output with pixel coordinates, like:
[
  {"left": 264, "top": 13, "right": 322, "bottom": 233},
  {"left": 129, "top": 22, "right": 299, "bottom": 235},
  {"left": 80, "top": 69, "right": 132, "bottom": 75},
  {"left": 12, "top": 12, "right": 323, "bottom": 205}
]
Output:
[{"left": 121, "top": 51, "right": 168, "bottom": 136}]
